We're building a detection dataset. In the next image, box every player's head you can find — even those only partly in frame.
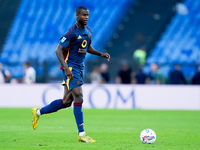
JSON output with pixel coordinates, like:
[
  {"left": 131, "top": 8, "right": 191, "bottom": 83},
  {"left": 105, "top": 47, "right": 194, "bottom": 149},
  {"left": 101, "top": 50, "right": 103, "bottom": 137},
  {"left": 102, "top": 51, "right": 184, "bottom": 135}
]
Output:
[{"left": 76, "top": 6, "right": 89, "bottom": 26}]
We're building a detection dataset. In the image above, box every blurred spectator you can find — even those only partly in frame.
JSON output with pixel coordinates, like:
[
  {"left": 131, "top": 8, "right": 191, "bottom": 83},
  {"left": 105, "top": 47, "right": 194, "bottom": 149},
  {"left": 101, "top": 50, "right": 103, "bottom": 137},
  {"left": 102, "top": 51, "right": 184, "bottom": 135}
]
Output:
[
  {"left": 10, "top": 78, "right": 19, "bottom": 84},
  {"left": 0, "top": 62, "right": 12, "bottom": 83},
  {"left": 115, "top": 76, "right": 121, "bottom": 84},
  {"left": 169, "top": 64, "right": 186, "bottom": 84},
  {"left": 149, "top": 63, "right": 165, "bottom": 84},
  {"left": 133, "top": 46, "right": 146, "bottom": 66},
  {"left": 116, "top": 63, "right": 132, "bottom": 84},
  {"left": 134, "top": 66, "right": 147, "bottom": 84},
  {"left": 23, "top": 62, "right": 36, "bottom": 84},
  {"left": 175, "top": 2, "right": 188, "bottom": 15},
  {"left": 192, "top": 66, "right": 200, "bottom": 85},
  {"left": 90, "top": 66, "right": 103, "bottom": 84},
  {"left": 100, "top": 63, "right": 110, "bottom": 83}
]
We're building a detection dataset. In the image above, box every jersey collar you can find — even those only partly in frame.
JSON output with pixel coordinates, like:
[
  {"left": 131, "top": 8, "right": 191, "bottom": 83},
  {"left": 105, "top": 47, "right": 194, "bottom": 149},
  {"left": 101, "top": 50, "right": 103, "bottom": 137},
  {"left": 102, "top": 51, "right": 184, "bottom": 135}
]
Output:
[
  {"left": 75, "top": 22, "right": 85, "bottom": 30},
  {"left": 75, "top": 22, "right": 79, "bottom": 28}
]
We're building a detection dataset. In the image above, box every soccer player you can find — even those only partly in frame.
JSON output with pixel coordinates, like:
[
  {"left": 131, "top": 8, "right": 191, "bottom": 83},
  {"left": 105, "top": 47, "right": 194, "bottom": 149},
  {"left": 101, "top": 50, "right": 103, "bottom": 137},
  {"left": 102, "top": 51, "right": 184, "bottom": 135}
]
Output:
[{"left": 32, "top": 6, "right": 110, "bottom": 143}]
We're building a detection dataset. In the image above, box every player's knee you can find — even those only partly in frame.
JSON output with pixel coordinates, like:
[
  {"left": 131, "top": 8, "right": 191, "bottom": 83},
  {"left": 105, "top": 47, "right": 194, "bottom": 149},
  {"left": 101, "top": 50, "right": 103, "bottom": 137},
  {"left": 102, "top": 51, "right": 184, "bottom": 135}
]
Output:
[
  {"left": 74, "top": 93, "right": 83, "bottom": 103},
  {"left": 62, "top": 99, "right": 73, "bottom": 108},
  {"left": 63, "top": 101, "right": 73, "bottom": 108},
  {"left": 77, "top": 98, "right": 83, "bottom": 104}
]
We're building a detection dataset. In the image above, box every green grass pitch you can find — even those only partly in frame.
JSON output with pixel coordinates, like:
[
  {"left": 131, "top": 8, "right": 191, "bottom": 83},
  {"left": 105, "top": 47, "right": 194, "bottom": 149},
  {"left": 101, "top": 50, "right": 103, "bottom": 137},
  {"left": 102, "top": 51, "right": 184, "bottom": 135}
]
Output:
[{"left": 0, "top": 108, "right": 199, "bottom": 150}]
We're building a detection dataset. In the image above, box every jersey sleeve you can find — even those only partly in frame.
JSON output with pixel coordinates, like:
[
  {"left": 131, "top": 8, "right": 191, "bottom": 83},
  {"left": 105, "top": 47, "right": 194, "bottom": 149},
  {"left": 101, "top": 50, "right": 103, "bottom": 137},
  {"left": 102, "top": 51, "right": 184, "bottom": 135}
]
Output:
[
  {"left": 86, "top": 26, "right": 92, "bottom": 47},
  {"left": 88, "top": 38, "right": 91, "bottom": 47},
  {"left": 59, "top": 28, "right": 76, "bottom": 48}
]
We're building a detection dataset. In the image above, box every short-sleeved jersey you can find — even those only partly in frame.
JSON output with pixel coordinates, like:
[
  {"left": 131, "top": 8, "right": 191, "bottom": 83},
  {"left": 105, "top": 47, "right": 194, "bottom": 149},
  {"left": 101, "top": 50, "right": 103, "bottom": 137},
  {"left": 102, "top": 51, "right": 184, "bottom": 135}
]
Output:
[{"left": 59, "top": 23, "right": 92, "bottom": 70}]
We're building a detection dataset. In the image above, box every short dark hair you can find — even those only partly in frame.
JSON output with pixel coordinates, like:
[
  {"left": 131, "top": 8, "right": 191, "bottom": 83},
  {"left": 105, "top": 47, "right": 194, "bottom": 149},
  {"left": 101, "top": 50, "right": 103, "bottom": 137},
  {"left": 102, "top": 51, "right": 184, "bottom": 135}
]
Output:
[
  {"left": 76, "top": 6, "right": 88, "bottom": 14},
  {"left": 24, "top": 62, "right": 30, "bottom": 67}
]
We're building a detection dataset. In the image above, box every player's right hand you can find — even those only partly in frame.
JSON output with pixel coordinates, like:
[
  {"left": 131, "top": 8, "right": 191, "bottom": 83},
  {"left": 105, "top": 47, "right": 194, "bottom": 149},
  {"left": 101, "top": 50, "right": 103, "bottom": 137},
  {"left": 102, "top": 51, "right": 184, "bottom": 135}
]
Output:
[{"left": 64, "top": 68, "right": 74, "bottom": 81}]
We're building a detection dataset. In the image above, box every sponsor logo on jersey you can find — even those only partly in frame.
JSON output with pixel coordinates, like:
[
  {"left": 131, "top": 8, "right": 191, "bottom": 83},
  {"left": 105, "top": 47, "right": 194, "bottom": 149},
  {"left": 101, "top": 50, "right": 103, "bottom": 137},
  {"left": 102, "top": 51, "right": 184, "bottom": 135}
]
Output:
[
  {"left": 78, "top": 48, "right": 86, "bottom": 53},
  {"left": 77, "top": 35, "right": 82, "bottom": 39},
  {"left": 61, "top": 37, "right": 66, "bottom": 43}
]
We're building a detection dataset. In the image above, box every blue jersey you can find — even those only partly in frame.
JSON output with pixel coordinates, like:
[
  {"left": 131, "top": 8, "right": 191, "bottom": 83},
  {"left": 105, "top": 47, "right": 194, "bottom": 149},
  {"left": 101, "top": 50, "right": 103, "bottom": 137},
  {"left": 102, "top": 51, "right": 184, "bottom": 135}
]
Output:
[
  {"left": 59, "top": 23, "right": 92, "bottom": 70},
  {"left": 59, "top": 23, "right": 92, "bottom": 90}
]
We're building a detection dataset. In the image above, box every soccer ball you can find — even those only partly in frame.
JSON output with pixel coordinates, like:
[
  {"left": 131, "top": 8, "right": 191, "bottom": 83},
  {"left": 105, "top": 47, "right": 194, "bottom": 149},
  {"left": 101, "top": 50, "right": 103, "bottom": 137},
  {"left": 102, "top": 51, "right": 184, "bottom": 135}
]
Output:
[{"left": 140, "top": 129, "right": 156, "bottom": 144}]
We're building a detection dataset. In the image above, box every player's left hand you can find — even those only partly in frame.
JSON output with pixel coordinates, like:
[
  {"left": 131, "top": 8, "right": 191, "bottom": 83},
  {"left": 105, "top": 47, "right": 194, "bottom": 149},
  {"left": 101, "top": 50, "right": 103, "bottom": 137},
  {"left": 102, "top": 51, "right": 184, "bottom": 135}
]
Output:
[{"left": 101, "top": 53, "right": 110, "bottom": 61}]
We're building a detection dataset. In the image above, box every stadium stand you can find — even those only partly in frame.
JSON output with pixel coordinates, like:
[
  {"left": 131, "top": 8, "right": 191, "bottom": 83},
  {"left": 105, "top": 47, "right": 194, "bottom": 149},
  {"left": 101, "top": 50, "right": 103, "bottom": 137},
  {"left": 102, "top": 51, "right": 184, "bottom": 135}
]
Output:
[
  {"left": 0, "top": 0, "right": 135, "bottom": 81},
  {"left": 1, "top": 0, "right": 199, "bottom": 83},
  {"left": 0, "top": 0, "right": 21, "bottom": 51},
  {"left": 88, "top": 0, "right": 179, "bottom": 82},
  {"left": 145, "top": 0, "right": 200, "bottom": 79}
]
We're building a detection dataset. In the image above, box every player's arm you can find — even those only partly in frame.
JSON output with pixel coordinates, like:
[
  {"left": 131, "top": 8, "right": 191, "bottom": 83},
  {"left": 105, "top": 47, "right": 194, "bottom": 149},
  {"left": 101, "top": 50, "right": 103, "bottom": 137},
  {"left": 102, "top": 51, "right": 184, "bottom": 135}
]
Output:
[
  {"left": 87, "top": 45, "right": 110, "bottom": 61},
  {"left": 55, "top": 44, "right": 74, "bottom": 80}
]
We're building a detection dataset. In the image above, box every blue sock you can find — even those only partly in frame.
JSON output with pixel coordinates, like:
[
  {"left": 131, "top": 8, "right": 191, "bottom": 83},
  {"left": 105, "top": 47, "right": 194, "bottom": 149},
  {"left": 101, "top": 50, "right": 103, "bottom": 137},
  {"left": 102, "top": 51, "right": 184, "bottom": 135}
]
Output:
[
  {"left": 73, "top": 103, "right": 84, "bottom": 133},
  {"left": 40, "top": 99, "right": 64, "bottom": 115}
]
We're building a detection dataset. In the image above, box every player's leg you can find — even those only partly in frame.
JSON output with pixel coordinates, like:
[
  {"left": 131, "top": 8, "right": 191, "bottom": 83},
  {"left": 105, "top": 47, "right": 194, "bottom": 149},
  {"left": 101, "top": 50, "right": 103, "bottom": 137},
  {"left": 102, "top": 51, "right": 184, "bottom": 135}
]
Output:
[
  {"left": 39, "top": 85, "right": 73, "bottom": 114},
  {"left": 71, "top": 86, "right": 96, "bottom": 143},
  {"left": 32, "top": 85, "right": 73, "bottom": 130},
  {"left": 62, "top": 85, "right": 74, "bottom": 107}
]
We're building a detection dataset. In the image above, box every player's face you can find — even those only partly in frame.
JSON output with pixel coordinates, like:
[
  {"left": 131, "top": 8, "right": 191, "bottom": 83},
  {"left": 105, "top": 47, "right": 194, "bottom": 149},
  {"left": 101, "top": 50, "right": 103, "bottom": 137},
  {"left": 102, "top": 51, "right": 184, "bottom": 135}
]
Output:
[{"left": 77, "top": 9, "right": 89, "bottom": 25}]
